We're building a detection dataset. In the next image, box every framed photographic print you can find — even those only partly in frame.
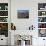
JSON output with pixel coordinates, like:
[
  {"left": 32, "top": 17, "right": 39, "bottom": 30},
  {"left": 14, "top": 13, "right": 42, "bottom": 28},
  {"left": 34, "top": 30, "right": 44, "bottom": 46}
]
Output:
[{"left": 17, "top": 10, "right": 29, "bottom": 19}]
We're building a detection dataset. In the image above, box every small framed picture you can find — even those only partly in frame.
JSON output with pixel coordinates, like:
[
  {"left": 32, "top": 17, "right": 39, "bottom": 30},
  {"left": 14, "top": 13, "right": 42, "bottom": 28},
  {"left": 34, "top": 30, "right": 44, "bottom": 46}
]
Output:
[{"left": 17, "top": 10, "right": 29, "bottom": 19}]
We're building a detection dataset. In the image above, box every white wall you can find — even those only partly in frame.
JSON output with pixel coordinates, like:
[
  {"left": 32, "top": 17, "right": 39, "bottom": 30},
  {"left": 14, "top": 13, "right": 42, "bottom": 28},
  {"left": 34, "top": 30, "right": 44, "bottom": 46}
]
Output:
[
  {"left": 11, "top": 0, "right": 46, "bottom": 30},
  {"left": 11, "top": 0, "right": 38, "bottom": 30},
  {"left": 11, "top": 0, "right": 46, "bottom": 46}
]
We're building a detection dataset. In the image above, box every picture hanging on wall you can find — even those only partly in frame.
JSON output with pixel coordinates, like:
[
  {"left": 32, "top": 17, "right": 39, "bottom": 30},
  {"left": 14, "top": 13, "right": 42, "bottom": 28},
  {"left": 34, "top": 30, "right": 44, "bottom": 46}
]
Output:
[{"left": 17, "top": 10, "right": 29, "bottom": 19}]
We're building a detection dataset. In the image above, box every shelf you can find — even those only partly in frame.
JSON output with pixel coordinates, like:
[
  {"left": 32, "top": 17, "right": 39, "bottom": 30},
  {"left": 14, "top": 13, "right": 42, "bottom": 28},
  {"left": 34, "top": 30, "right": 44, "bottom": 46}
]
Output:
[
  {"left": 38, "top": 15, "right": 46, "bottom": 17},
  {"left": 38, "top": 22, "right": 46, "bottom": 23},
  {"left": 38, "top": 28, "right": 46, "bottom": 29},
  {"left": 0, "top": 10, "right": 8, "bottom": 11},
  {"left": 38, "top": 10, "right": 46, "bottom": 11},
  {"left": 0, "top": 16, "right": 8, "bottom": 17},
  {"left": 0, "top": 22, "right": 8, "bottom": 23},
  {"left": 0, "top": 3, "right": 8, "bottom": 37},
  {"left": 38, "top": 3, "right": 46, "bottom": 37}
]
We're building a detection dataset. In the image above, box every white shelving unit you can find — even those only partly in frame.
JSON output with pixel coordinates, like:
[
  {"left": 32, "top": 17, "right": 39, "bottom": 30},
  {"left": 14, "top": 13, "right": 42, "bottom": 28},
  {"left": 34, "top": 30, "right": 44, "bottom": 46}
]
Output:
[
  {"left": 0, "top": 2, "right": 9, "bottom": 45},
  {"left": 38, "top": 3, "right": 46, "bottom": 37},
  {"left": 0, "top": 3, "right": 8, "bottom": 37},
  {"left": 0, "top": 3, "right": 8, "bottom": 22}
]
